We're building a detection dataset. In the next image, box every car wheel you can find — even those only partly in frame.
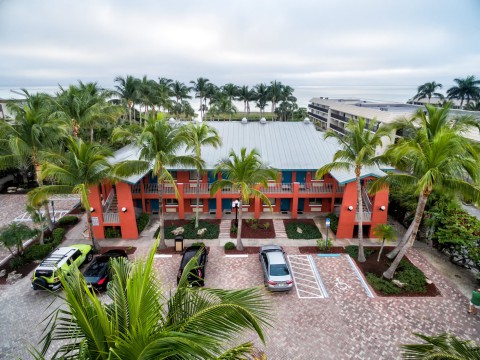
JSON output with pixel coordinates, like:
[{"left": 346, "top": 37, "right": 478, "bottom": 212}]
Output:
[
  {"left": 32, "top": 278, "right": 47, "bottom": 291},
  {"left": 85, "top": 252, "right": 94, "bottom": 263}
]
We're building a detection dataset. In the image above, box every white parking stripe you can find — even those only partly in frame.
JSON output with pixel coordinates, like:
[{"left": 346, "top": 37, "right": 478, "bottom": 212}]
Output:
[{"left": 288, "top": 255, "right": 326, "bottom": 299}]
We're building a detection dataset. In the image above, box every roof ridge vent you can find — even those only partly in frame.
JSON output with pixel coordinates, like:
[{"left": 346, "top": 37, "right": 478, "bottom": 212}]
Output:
[
  {"left": 303, "top": 117, "right": 311, "bottom": 124},
  {"left": 260, "top": 117, "right": 267, "bottom": 124},
  {"left": 168, "top": 118, "right": 176, "bottom": 125},
  {"left": 241, "top": 117, "right": 248, "bottom": 124}
]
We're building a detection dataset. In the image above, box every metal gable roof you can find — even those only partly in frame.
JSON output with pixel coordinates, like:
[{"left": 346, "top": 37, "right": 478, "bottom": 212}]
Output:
[{"left": 110, "top": 121, "right": 386, "bottom": 184}]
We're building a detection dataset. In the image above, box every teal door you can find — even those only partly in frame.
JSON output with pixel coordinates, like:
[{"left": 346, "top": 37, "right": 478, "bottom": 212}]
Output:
[
  {"left": 208, "top": 199, "right": 216, "bottom": 210},
  {"left": 298, "top": 198, "right": 304, "bottom": 211},
  {"left": 296, "top": 171, "right": 306, "bottom": 183},
  {"left": 208, "top": 171, "right": 216, "bottom": 183},
  {"left": 282, "top": 171, "right": 292, "bottom": 183},
  {"left": 280, "top": 199, "right": 291, "bottom": 212},
  {"left": 222, "top": 199, "right": 232, "bottom": 211},
  {"left": 151, "top": 200, "right": 159, "bottom": 213}
]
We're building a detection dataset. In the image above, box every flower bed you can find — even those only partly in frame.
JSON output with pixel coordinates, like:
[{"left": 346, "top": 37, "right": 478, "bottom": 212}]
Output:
[
  {"left": 284, "top": 219, "right": 322, "bottom": 239},
  {"left": 230, "top": 219, "right": 275, "bottom": 239},
  {"left": 155, "top": 219, "right": 220, "bottom": 239}
]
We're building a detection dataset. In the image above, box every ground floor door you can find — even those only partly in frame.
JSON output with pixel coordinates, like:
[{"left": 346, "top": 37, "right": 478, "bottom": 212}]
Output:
[
  {"left": 222, "top": 199, "right": 232, "bottom": 212},
  {"left": 150, "top": 199, "right": 159, "bottom": 214},
  {"left": 298, "top": 198, "right": 304, "bottom": 212},
  {"left": 353, "top": 225, "right": 370, "bottom": 238},
  {"left": 280, "top": 198, "right": 291, "bottom": 212},
  {"left": 208, "top": 199, "right": 216, "bottom": 211}
]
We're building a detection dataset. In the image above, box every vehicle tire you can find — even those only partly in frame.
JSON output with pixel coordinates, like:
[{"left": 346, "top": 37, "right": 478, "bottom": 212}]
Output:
[
  {"left": 85, "top": 251, "right": 94, "bottom": 263},
  {"left": 32, "top": 277, "right": 47, "bottom": 291}
]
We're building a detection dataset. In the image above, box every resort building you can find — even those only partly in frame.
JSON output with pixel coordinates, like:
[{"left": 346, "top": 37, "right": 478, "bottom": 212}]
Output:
[{"left": 88, "top": 120, "right": 389, "bottom": 240}]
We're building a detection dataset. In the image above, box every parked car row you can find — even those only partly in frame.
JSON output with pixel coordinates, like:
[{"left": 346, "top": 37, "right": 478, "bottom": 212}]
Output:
[{"left": 32, "top": 244, "right": 294, "bottom": 293}]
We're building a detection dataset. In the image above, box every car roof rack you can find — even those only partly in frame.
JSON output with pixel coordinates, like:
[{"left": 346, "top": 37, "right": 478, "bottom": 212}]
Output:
[{"left": 38, "top": 249, "right": 76, "bottom": 267}]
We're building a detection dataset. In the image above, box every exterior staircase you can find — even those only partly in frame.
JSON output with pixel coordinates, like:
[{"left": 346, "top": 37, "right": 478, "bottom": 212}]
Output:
[{"left": 107, "top": 195, "right": 118, "bottom": 213}]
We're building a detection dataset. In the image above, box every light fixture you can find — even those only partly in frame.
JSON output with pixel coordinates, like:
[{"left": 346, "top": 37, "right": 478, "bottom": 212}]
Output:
[
  {"left": 379, "top": 205, "right": 386, "bottom": 211},
  {"left": 231, "top": 200, "right": 239, "bottom": 209},
  {"left": 121, "top": 207, "right": 127, "bottom": 213},
  {"left": 347, "top": 205, "right": 354, "bottom": 211},
  {"left": 90, "top": 207, "right": 95, "bottom": 212}
]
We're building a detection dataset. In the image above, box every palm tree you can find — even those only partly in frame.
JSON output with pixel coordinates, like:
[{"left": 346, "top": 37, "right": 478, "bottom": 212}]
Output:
[
  {"left": 238, "top": 85, "right": 254, "bottom": 115},
  {"left": 33, "top": 241, "right": 271, "bottom": 359},
  {"left": 190, "top": 77, "right": 211, "bottom": 120},
  {"left": 156, "top": 77, "right": 174, "bottom": 114},
  {"left": 268, "top": 81, "right": 284, "bottom": 120},
  {"left": 55, "top": 81, "right": 123, "bottom": 142},
  {"left": 181, "top": 122, "right": 222, "bottom": 228},
  {"left": 29, "top": 136, "right": 115, "bottom": 250},
  {"left": 112, "top": 117, "right": 196, "bottom": 249},
  {"left": 0, "top": 90, "right": 67, "bottom": 230},
  {"left": 114, "top": 75, "right": 140, "bottom": 124},
  {"left": 222, "top": 83, "right": 238, "bottom": 121},
  {"left": 413, "top": 81, "right": 443, "bottom": 103},
  {"left": 254, "top": 83, "right": 269, "bottom": 117},
  {"left": 447, "top": 75, "right": 480, "bottom": 108},
  {"left": 372, "top": 224, "right": 396, "bottom": 262},
  {"left": 170, "top": 81, "right": 192, "bottom": 119},
  {"left": 210, "top": 148, "right": 277, "bottom": 251},
  {"left": 401, "top": 333, "right": 480, "bottom": 359},
  {"left": 465, "top": 101, "right": 480, "bottom": 111},
  {"left": 371, "top": 103, "right": 480, "bottom": 278},
  {"left": 137, "top": 75, "right": 159, "bottom": 122},
  {"left": 316, "top": 118, "right": 389, "bottom": 262}
]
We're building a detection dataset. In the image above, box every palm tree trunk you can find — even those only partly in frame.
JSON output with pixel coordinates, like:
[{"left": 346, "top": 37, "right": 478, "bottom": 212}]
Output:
[
  {"left": 44, "top": 202, "right": 54, "bottom": 231},
  {"left": 195, "top": 170, "right": 201, "bottom": 228},
  {"left": 383, "top": 192, "right": 428, "bottom": 279},
  {"left": 90, "top": 127, "right": 94, "bottom": 143},
  {"left": 386, "top": 221, "right": 414, "bottom": 259},
  {"left": 236, "top": 200, "right": 244, "bottom": 251},
  {"left": 38, "top": 216, "right": 45, "bottom": 245},
  {"left": 356, "top": 172, "right": 366, "bottom": 262},
  {"left": 157, "top": 180, "right": 167, "bottom": 249},
  {"left": 128, "top": 101, "right": 132, "bottom": 124},
  {"left": 377, "top": 238, "right": 385, "bottom": 262},
  {"left": 86, "top": 208, "right": 98, "bottom": 250}
]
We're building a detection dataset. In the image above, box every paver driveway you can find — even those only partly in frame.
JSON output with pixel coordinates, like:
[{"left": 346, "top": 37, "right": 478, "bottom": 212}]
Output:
[{"left": 1, "top": 246, "right": 479, "bottom": 359}]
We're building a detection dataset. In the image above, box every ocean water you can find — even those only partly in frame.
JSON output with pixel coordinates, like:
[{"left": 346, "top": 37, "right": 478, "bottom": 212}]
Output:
[{"left": 0, "top": 85, "right": 417, "bottom": 113}]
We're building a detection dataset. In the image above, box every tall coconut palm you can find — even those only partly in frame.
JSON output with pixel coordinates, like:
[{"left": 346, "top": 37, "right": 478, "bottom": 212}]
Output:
[
  {"left": 210, "top": 148, "right": 277, "bottom": 251},
  {"left": 447, "top": 75, "right": 480, "bottom": 108},
  {"left": 371, "top": 104, "right": 480, "bottom": 279},
  {"left": 170, "top": 81, "right": 192, "bottom": 119},
  {"left": 222, "top": 83, "right": 238, "bottom": 121},
  {"left": 190, "top": 77, "right": 211, "bottom": 120},
  {"left": 413, "top": 81, "right": 443, "bottom": 103},
  {"left": 238, "top": 85, "right": 254, "bottom": 115},
  {"left": 157, "top": 77, "right": 174, "bottom": 113},
  {"left": 54, "top": 81, "right": 123, "bottom": 142},
  {"left": 29, "top": 136, "right": 115, "bottom": 250},
  {"left": 112, "top": 117, "right": 196, "bottom": 249},
  {"left": 254, "top": 83, "right": 269, "bottom": 117},
  {"left": 401, "top": 333, "right": 480, "bottom": 359},
  {"left": 181, "top": 122, "right": 222, "bottom": 228},
  {"left": 372, "top": 224, "right": 396, "bottom": 262},
  {"left": 1, "top": 90, "right": 67, "bottom": 230},
  {"left": 137, "top": 75, "right": 159, "bottom": 122},
  {"left": 114, "top": 75, "right": 140, "bottom": 124},
  {"left": 32, "top": 240, "right": 271, "bottom": 359},
  {"left": 316, "top": 118, "right": 389, "bottom": 262},
  {"left": 268, "top": 81, "right": 284, "bottom": 121}
]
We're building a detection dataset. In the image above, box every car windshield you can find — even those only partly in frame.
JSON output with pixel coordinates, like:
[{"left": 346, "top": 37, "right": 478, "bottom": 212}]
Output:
[
  {"left": 181, "top": 251, "right": 198, "bottom": 268},
  {"left": 270, "top": 264, "right": 289, "bottom": 276}
]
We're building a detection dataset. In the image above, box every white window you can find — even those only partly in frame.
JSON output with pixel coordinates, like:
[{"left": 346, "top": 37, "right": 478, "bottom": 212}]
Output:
[
  {"left": 310, "top": 198, "right": 323, "bottom": 206},
  {"left": 165, "top": 199, "right": 178, "bottom": 206},
  {"left": 189, "top": 171, "right": 199, "bottom": 180},
  {"left": 263, "top": 198, "right": 276, "bottom": 206},
  {"left": 190, "top": 199, "right": 203, "bottom": 206}
]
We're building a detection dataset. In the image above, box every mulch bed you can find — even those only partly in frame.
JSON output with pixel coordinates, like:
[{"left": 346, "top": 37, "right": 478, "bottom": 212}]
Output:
[
  {"left": 284, "top": 219, "right": 317, "bottom": 226},
  {"left": 352, "top": 247, "right": 441, "bottom": 297},
  {"left": 165, "top": 219, "right": 221, "bottom": 226},
  {"left": 99, "top": 246, "right": 137, "bottom": 255},
  {"left": 0, "top": 261, "right": 38, "bottom": 285},
  {"left": 298, "top": 246, "right": 346, "bottom": 254},
  {"left": 224, "top": 246, "right": 260, "bottom": 255},
  {"left": 230, "top": 219, "right": 275, "bottom": 239}
]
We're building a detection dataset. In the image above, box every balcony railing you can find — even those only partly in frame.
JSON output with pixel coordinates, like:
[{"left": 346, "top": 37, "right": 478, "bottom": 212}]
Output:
[
  {"left": 261, "top": 183, "right": 292, "bottom": 193},
  {"left": 299, "top": 182, "right": 332, "bottom": 194},
  {"left": 355, "top": 211, "right": 372, "bottom": 222},
  {"left": 103, "top": 212, "right": 119, "bottom": 224},
  {"left": 183, "top": 183, "right": 211, "bottom": 194}
]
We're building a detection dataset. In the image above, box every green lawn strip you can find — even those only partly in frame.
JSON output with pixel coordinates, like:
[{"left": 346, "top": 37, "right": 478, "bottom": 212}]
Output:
[{"left": 285, "top": 221, "right": 322, "bottom": 239}]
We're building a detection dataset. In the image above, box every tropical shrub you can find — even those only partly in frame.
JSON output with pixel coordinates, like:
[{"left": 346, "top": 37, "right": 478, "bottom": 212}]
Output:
[
  {"left": 316, "top": 238, "right": 332, "bottom": 251},
  {"left": 52, "top": 228, "right": 66, "bottom": 246},
  {"left": 136, "top": 213, "right": 150, "bottom": 233},
  {"left": 0, "top": 222, "right": 37, "bottom": 255},
  {"left": 285, "top": 221, "right": 322, "bottom": 239},
  {"left": 9, "top": 256, "right": 27, "bottom": 270},
  {"left": 157, "top": 220, "right": 220, "bottom": 239},
  {"left": 366, "top": 273, "right": 401, "bottom": 295},
  {"left": 396, "top": 260, "right": 427, "bottom": 293},
  {"left": 345, "top": 245, "right": 374, "bottom": 259},
  {"left": 326, "top": 213, "right": 339, "bottom": 234},
  {"left": 224, "top": 242, "right": 236, "bottom": 250},
  {"left": 57, "top": 216, "right": 79, "bottom": 227},
  {"left": 25, "top": 243, "right": 54, "bottom": 261},
  {"left": 104, "top": 227, "right": 121, "bottom": 239}
]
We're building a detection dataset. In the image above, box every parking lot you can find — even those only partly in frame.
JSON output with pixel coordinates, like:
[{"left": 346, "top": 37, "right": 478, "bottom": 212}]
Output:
[{"left": 1, "top": 246, "right": 480, "bottom": 359}]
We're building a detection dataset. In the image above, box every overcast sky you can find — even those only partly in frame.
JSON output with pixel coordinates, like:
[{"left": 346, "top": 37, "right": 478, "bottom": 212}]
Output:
[{"left": 0, "top": 0, "right": 479, "bottom": 98}]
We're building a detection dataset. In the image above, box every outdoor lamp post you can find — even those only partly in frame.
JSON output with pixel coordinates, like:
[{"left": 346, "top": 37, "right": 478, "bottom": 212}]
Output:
[
  {"left": 325, "top": 217, "right": 331, "bottom": 248},
  {"left": 232, "top": 199, "right": 240, "bottom": 227},
  {"left": 51, "top": 200, "right": 56, "bottom": 224}
]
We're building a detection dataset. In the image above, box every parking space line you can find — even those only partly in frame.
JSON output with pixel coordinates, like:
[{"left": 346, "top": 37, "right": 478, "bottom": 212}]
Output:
[
  {"left": 288, "top": 255, "right": 327, "bottom": 299},
  {"left": 346, "top": 255, "right": 374, "bottom": 298},
  {"left": 308, "top": 255, "right": 329, "bottom": 298}
]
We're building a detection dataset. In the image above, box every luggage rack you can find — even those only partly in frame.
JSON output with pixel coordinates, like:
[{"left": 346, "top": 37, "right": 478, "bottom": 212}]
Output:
[{"left": 39, "top": 250, "right": 74, "bottom": 267}]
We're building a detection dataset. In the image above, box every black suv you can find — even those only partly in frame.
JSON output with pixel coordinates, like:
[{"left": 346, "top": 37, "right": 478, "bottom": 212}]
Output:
[{"left": 177, "top": 246, "right": 207, "bottom": 286}]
